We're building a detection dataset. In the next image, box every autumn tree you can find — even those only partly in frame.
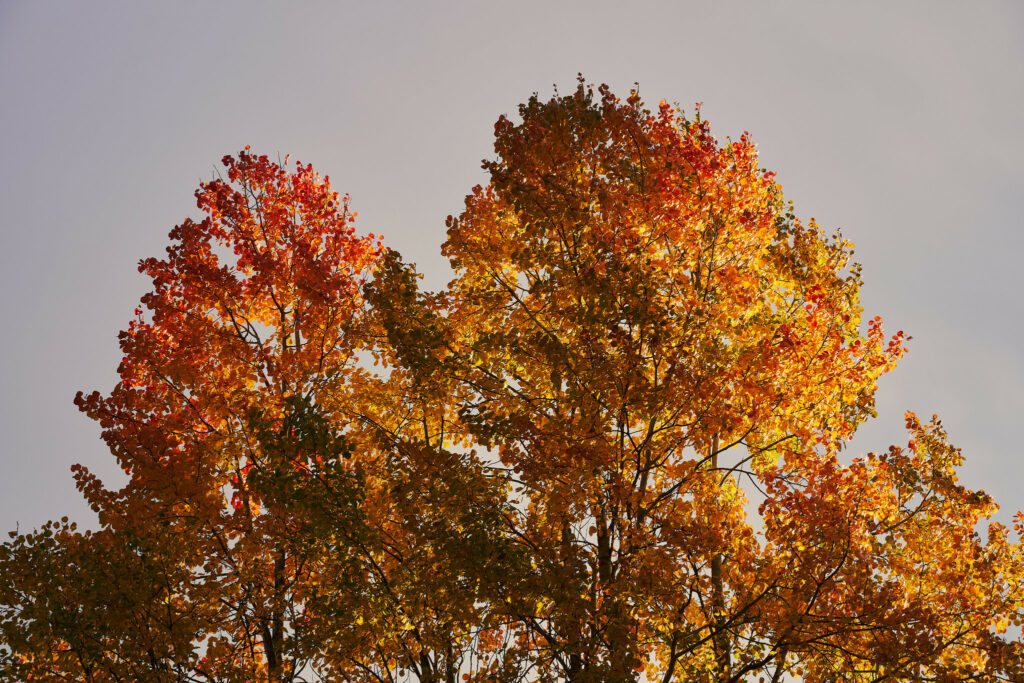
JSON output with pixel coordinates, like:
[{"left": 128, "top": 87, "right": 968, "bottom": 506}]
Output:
[
  {"left": 0, "top": 151, "right": 507, "bottom": 682},
  {"left": 3, "top": 81, "right": 1024, "bottom": 682}
]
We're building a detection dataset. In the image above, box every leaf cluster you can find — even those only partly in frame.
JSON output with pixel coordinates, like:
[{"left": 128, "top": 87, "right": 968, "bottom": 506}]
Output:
[{"left": 3, "top": 85, "right": 1023, "bottom": 683}]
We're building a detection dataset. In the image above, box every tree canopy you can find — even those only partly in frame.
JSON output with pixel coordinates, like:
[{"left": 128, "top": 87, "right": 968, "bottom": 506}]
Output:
[{"left": 3, "top": 81, "right": 1023, "bottom": 682}]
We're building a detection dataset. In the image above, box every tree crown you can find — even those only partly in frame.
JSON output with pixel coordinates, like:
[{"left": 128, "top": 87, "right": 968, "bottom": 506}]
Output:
[{"left": 2, "top": 82, "right": 1021, "bottom": 683}]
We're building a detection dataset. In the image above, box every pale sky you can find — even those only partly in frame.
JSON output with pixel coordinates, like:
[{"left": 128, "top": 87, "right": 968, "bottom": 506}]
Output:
[{"left": 2, "top": 1, "right": 1022, "bottom": 531}]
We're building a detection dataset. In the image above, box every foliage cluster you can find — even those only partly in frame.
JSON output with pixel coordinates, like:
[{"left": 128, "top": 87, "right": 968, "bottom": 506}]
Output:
[{"left": 3, "top": 82, "right": 1023, "bottom": 682}]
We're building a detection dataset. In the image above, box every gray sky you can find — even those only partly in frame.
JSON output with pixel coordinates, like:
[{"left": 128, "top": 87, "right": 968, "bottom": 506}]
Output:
[{"left": 2, "top": 1, "right": 1022, "bottom": 532}]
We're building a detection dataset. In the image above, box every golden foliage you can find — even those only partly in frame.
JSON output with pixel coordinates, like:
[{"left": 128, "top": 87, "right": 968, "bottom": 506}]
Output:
[{"left": 2, "top": 84, "right": 1021, "bottom": 683}]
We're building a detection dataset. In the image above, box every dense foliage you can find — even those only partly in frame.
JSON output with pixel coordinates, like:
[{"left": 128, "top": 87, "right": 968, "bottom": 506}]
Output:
[{"left": 3, "top": 82, "right": 1023, "bottom": 682}]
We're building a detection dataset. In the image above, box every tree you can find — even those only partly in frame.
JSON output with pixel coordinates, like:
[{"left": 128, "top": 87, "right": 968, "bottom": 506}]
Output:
[{"left": 3, "top": 82, "right": 1023, "bottom": 682}]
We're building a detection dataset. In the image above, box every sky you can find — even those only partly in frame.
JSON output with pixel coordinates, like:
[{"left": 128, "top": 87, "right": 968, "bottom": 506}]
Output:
[{"left": 1, "top": 1, "right": 1022, "bottom": 532}]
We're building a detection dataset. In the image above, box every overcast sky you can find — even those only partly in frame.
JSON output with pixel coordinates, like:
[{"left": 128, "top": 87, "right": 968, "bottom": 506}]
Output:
[{"left": 2, "top": 1, "right": 1022, "bottom": 532}]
